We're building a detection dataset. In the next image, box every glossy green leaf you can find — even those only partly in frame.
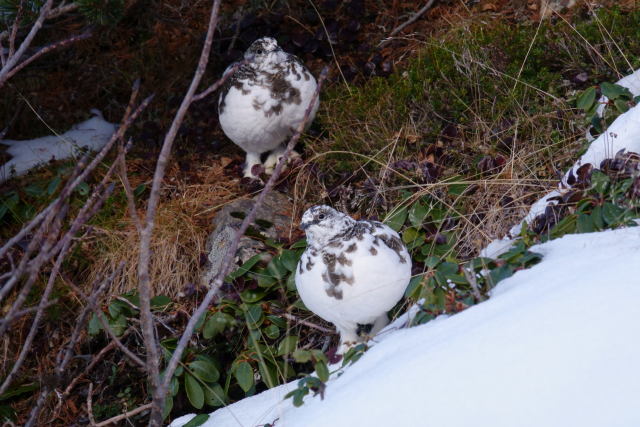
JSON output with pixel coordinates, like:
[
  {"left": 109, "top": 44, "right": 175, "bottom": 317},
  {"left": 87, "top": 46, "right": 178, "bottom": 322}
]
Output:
[
  {"left": 170, "top": 375, "right": 179, "bottom": 397},
  {"left": 401, "top": 227, "right": 420, "bottom": 245},
  {"left": 576, "top": 86, "right": 596, "bottom": 110},
  {"left": 264, "top": 324, "right": 280, "bottom": 339},
  {"left": 277, "top": 335, "right": 299, "bottom": 355},
  {"left": 203, "top": 383, "right": 225, "bottom": 407},
  {"left": 47, "top": 176, "right": 61, "bottom": 196},
  {"left": 292, "top": 349, "right": 312, "bottom": 363},
  {"left": 185, "top": 373, "right": 204, "bottom": 409},
  {"left": 404, "top": 274, "right": 425, "bottom": 298},
  {"left": 600, "top": 82, "right": 631, "bottom": 100},
  {"left": 279, "top": 250, "right": 300, "bottom": 272},
  {"left": 290, "top": 239, "right": 307, "bottom": 249},
  {"left": 384, "top": 206, "right": 408, "bottom": 232},
  {"left": 108, "top": 313, "right": 127, "bottom": 336},
  {"left": 189, "top": 359, "right": 220, "bottom": 383},
  {"left": 602, "top": 203, "right": 624, "bottom": 225},
  {"left": 151, "top": 295, "right": 171, "bottom": 308},
  {"left": 576, "top": 213, "right": 594, "bottom": 233},
  {"left": 245, "top": 304, "right": 263, "bottom": 327},
  {"left": 162, "top": 396, "right": 173, "bottom": 420},
  {"left": 202, "top": 311, "right": 234, "bottom": 339},
  {"left": 183, "top": 414, "right": 210, "bottom": 427},
  {"left": 266, "top": 257, "right": 288, "bottom": 280},
  {"left": 234, "top": 361, "right": 254, "bottom": 392},
  {"left": 258, "top": 360, "right": 278, "bottom": 388},
  {"left": 134, "top": 183, "right": 146, "bottom": 197},
  {"left": 408, "top": 202, "right": 429, "bottom": 227},
  {"left": 315, "top": 361, "right": 329, "bottom": 382},
  {"left": 227, "top": 254, "right": 262, "bottom": 281},
  {"left": 240, "top": 289, "right": 267, "bottom": 303},
  {"left": 266, "top": 315, "right": 286, "bottom": 329},
  {"left": 88, "top": 313, "right": 103, "bottom": 335}
]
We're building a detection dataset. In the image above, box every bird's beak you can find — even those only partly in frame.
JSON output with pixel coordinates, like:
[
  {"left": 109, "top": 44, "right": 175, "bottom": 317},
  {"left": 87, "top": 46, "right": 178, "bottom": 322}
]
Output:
[{"left": 299, "top": 222, "right": 309, "bottom": 231}]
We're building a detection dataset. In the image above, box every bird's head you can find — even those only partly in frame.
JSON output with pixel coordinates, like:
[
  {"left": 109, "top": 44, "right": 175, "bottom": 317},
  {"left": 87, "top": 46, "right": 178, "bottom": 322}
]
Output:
[
  {"left": 245, "top": 37, "right": 284, "bottom": 64},
  {"left": 299, "top": 205, "right": 355, "bottom": 247}
]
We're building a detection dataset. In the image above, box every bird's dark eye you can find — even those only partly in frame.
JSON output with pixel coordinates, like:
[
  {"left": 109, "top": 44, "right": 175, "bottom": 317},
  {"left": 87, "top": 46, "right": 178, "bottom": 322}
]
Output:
[
  {"left": 256, "top": 49, "right": 264, "bottom": 55},
  {"left": 318, "top": 213, "right": 326, "bottom": 220}
]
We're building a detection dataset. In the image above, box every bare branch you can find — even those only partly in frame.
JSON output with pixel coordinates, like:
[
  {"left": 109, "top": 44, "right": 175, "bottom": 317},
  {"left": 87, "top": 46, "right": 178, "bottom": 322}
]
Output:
[
  {"left": 0, "top": 298, "right": 58, "bottom": 326},
  {"left": 279, "top": 312, "right": 335, "bottom": 334},
  {"left": 0, "top": 2, "right": 79, "bottom": 43},
  {"left": 2, "top": 30, "right": 92, "bottom": 84},
  {"left": 25, "top": 267, "right": 120, "bottom": 427},
  {"left": 0, "top": 0, "right": 54, "bottom": 88},
  {"left": 62, "top": 277, "right": 146, "bottom": 369},
  {"left": 388, "top": 0, "right": 436, "bottom": 37},
  {"left": 135, "top": 1, "right": 223, "bottom": 423},
  {"left": 192, "top": 58, "right": 250, "bottom": 102},
  {"left": 94, "top": 403, "right": 153, "bottom": 426},
  {"left": 62, "top": 327, "right": 134, "bottom": 399},
  {"left": 118, "top": 140, "right": 142, "bottom": 233}
]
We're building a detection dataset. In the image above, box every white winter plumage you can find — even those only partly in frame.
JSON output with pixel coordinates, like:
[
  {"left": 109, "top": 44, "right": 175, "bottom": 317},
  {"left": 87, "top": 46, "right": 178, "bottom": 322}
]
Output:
[
  {"left": 0, "top": 111, "right": 116, "bottom": 182},
  {"left": 218, "top": 37, "right": 319, "bottom": 178},
  {"left": 295, "top": 206, "right": 411, "bottom": 353}
]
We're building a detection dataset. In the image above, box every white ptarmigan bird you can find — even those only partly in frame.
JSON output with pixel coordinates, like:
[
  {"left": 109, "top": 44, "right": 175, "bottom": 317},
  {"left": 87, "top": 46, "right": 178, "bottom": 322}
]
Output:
[
  {"left": 218, "top": 37, "right": 319, "bottom": 178},
  {"left": 295, "top": 206, "right": 412, "bottom": 354}
]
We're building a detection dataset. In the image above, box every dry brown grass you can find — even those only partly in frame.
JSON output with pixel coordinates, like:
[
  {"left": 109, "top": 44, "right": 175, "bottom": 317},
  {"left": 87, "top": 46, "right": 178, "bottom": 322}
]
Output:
[{"left": 86, "top": 152, "right": 243, "bottom": 297}]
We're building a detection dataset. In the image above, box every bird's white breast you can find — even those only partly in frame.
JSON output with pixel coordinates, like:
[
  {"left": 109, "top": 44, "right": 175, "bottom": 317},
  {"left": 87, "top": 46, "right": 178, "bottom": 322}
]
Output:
[
  {"left": 218, "top": 61, "right": 319, "bottom": 154},
  {"left": 295, "top": 224, "right": 411, "bottom": 331}
]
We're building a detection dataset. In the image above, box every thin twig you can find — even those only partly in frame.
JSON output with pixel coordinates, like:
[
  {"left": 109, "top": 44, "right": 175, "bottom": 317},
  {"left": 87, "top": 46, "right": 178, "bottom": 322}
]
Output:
[
  {"left": 389, "top": 0, "right": 436, "bottom": 37},
  {"left": 8, "top": 0, "right": 25, "bottom": 59},
  {"left": 280, "top": 312, "right": 334, "bottom": 334},
  {"left": 0, "top": 2, "right": 79, "bottom": 43},
  {"left": 94, "top": 403, "right": 153, "bottom": 426},
  {"left": 62, "top": 278, "right": 146, "bottom": 369},
  {"left": 0, "top": 299, "right": 58, "bottom": 326},
  {"left": 25, "top": 269, "right": 119, "bottom": 427},
  {"left": 87, "top": 383, "right": 96, "bottom": 426},
  {"left": 193, "top": 58, "right": 250, "bottom": 102},
  {"left": 2, "top": 30, "right": 92, "bottom": 84},
  {"left": 0, "top": 0, "right": 54, "bottom": 88},
  {"left": 62, "top": 328, "right": 133, "bottom": 398},
  {"left": 137, "top": 2, "right": 222, "bottom": 424},
  {"left": 0, "top": 203, "right": 69, "bottom": 338},
  {"left": 117, "top": 140, "right": 142, "bottom": 232}
]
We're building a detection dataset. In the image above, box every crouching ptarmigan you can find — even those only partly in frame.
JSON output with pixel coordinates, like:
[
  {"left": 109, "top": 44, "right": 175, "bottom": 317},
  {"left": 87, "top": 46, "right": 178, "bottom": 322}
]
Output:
[
  {"left": 295, "top": 206, "right": 412, "bottom": 354},
  {"left": 218, "top": 37, "right": 319, "bottom": 178}
]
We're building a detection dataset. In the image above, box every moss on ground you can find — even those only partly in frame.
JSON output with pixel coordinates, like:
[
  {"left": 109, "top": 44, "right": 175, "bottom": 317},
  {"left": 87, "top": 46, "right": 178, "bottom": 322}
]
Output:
[{"left": 315, "top": 7, "right": 640, "bottom": 173}]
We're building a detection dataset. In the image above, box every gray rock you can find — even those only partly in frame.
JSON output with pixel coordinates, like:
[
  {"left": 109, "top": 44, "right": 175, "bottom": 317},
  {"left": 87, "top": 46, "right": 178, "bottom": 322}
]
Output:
[{"left": 201, "top": 191, "right": 294, "bottom": 287}]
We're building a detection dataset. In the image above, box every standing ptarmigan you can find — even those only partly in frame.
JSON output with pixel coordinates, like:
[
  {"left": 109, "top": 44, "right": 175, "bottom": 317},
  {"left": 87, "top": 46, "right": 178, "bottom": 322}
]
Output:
[
  {"left": 295, "top": 206, "right": 412, "bottom": 354},
  {"left": 218, "top": 37, "right": 319, "bottom": 178}
]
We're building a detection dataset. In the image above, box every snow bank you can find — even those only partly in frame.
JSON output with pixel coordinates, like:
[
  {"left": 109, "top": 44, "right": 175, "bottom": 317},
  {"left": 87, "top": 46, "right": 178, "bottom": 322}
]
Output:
[
  {"left": 481, "top": 69, "right": 640, "bottom": 254},
  {"left": 171, "top": 227, "right": 640, "bottom": 427},
  {"left": 0, "top": 111, "right": 116, "bottom": 182}
]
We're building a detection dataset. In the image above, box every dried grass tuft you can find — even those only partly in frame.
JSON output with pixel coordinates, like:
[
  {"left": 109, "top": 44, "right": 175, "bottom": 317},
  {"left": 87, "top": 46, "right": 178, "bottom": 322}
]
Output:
[{"left": 86, "top": 153, "right": 242, "bottom": 297}]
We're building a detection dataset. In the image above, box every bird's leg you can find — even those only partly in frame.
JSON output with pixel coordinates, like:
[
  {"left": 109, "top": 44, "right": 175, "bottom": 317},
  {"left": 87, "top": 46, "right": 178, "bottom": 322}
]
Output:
[
  {"left": 336, "top": 326, "right": 359, "bottom": 356},
  {"left": 243, "top": 151, "right": 262, "bottom": 178},
  {"left": 264, "top": 144, "right": 299, "bottom": 175},
  {"left": 370, "top": 314, "right": 390, "bottom": 336}
]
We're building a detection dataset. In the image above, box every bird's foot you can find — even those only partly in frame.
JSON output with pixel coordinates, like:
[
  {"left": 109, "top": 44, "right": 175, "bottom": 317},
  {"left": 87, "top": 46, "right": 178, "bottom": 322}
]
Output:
[{"left": 264, "top": 149, "right": 300, "bottom": 175}]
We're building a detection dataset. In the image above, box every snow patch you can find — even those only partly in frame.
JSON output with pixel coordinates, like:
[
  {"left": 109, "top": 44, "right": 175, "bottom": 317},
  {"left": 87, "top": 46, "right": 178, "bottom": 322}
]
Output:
[
  {"left": 0, "top": 111, "right": 116, "bottom": 182},
  {"left": 171, "top": 228, "right": 640, "bottom": 427}
]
